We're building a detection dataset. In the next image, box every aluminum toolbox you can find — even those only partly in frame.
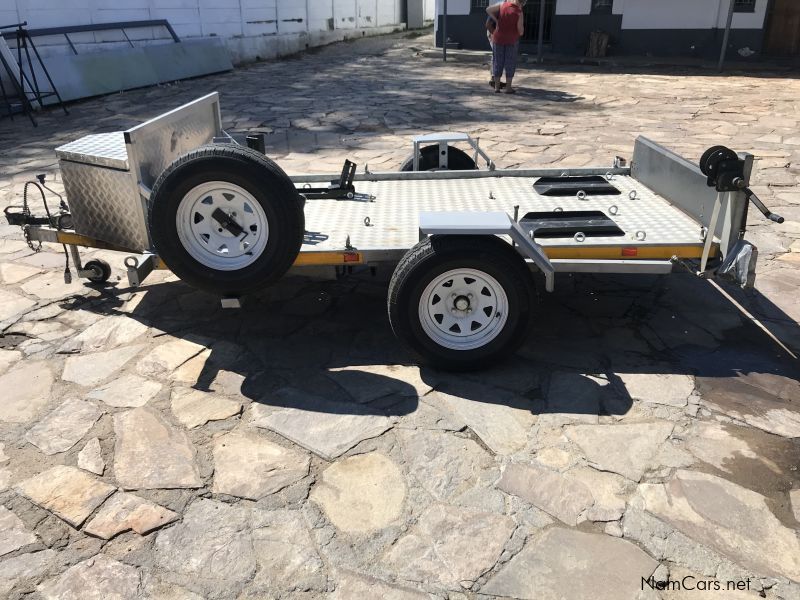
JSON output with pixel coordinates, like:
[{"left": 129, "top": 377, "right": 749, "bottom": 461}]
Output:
[
  {"left": 56, "top": 132, "right": 145, "bottom": 251},
  {"left": 54, "top": 93, "right": 222, "bottom": 251}
]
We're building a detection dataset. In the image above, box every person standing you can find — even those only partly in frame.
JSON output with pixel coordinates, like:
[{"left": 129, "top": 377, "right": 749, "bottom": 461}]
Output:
[
  {"left": 486, "top": 11, "right": 497, "bottom": 88},
  {"left": 487, "top": 0, "right": 525, "bottom": 94},
  {"left": 485, "top": 5, "right": 504, "bottom": 89}
]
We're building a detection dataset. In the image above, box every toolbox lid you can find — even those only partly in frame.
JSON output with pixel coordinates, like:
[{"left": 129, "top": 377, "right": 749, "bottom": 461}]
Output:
[{"left": 55, "top": 132, "right": 129, "bottom": 171}]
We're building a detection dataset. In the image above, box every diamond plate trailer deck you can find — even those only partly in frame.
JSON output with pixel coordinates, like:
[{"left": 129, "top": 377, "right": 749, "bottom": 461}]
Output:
[
  {"left": 296, "top": 169, "right": 712, "bottom": 262},
  {"left": 8, "top": 92, "right": 781, "bottom": 369}
]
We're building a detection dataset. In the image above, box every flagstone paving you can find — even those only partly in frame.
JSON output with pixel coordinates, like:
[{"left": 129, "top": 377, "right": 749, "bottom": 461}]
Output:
[{"left": 0, "top": 29, "right": 799, "bottom": 600}]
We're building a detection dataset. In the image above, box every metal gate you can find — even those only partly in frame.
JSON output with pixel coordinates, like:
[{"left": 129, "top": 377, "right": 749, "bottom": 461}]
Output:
[{"left": 522, "top": 0, "right": 555, "bottom": 44}]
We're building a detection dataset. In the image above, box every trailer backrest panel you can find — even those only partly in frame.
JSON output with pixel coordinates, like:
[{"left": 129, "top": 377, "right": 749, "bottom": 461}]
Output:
[
  {"left": 631, "top": 136, "right": 748, "bottom": 257},
  {"left": 632, "top": 137, "right": 717, "bottom": 231},
  {"left": 124, "top": 92, "right": 222, "bottom": 190}
]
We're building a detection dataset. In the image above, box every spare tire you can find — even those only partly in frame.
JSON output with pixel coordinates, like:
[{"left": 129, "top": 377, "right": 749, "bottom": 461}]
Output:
[
  {"left": 400, "top": 145, "right": 477, "bottom": 171},
  {"left": 147, "top": 144, "right": 304, "bottom": 296}
]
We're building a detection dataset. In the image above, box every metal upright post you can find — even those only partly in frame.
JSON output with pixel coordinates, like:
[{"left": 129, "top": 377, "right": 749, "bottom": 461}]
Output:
[
  {"left": 24, "top": 31, "right": 68, "bottom": 114},
  {"left": 537, "top": 0, "right": 546, "bottom": 63},
  {"left": 443, "top": 0, "right": 448, "bottom": 61},
  {"left": 717, "top": 0, "right": 735, "bottom": 71},
  {"left": 0, "top": 24, "right": 36, "bottom": 125}
]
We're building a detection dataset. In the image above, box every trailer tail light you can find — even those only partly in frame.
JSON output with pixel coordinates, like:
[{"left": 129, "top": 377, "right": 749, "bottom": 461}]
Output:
[
  {"left": 622, "top": 247, "right": 638, "bottom": 257},
  {"left": 343, "top": 252, "right": 361, "bottom": 263}
]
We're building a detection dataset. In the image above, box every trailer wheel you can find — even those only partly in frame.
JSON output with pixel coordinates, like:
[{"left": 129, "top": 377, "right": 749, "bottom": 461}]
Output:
[
  {"left": 400, "top": 145, "right": 476, "bottom": 171},
  {"left": 388, "top": 236, "right": 535, "bottom": 370},
  {"left": 147, "top": 144, "right": 304, "bottom": 296}
]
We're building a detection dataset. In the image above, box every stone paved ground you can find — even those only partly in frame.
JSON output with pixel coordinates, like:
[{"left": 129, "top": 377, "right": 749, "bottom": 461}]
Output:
[{"left": 1, "top": 30, "right": 799, "bottom": 599}]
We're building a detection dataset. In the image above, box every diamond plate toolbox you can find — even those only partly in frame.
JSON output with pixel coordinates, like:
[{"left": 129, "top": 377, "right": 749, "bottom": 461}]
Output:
[
  {"left": 58, "top": 160, "right": 149, "bottom": 252},
  {"left": 53, "top": 94, "right": 221, "bottom": 253},
  {"left": 56, "top": 131, "right": 149, "bottom": 252}
]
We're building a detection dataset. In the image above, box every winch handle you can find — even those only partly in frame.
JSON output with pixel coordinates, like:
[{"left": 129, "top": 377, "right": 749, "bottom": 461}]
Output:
[{"left": 744, "top": 188, "right": 784, "bottom": 224}]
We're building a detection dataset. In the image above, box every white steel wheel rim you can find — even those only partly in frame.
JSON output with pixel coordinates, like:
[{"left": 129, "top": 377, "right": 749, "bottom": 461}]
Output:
[
  {"left": 176, "top": 181, "right": 269, "bottom": 271},
  {"left": 419, "top": 268, "right": 509, "bottom": 351}
]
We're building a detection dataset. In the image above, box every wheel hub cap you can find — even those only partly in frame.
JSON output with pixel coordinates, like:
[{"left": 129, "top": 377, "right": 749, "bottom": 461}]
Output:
[
  {"left": 176, "top": 181, "right": 269, "bottom": 271},
  {"left": 419, "top": 268, "right": 509, "bottom": 351},
  {"left": 453, "top": 295, "right": 470, "bottom": 311}
]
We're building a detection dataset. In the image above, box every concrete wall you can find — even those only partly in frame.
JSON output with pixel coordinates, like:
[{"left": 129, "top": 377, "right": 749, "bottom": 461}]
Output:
[
  {"left": 2, "top": 0, "right": 407, "bottom": 63},
  {"left": 408, "top": 0, "right": 435, "bottom": 29}
]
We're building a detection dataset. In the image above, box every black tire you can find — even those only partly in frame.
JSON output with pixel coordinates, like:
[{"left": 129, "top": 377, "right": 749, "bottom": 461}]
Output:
[
  {"left": 388, "top": 235, "right": 536, "bottom": 371},
  {"left": 84, "top": 259, "right": 111, "bottom": 283},
  {"left": 400, "top": 145, "right": 477, "bottom": 171},
  {"left": 147, "top": 144, "right": 304, "bottom": 296}
]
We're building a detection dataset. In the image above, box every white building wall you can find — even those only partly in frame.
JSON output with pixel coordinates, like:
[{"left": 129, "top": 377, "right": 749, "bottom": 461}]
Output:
[
  {"left": 377, "top": 0, "right": 398, "bottom": 27},
  {"left": 334, "top": 0, "right": 358, "bottom": 29},
  {"left": 356, "top": 0, "right": 377, "bottom": 28},
  {"left": 435, "top": 0, "right": 470, "bottom": 17},
  {"left": 424, "top": 0, "right": 435, "bottom": 21},
  {"left": 526, "top": 0, "right": 767, "bottom": 29},
  {"left": 716, "top": 0, "right": 767, "bottom": 29},
  {"left": 619, "top": 0, "right": 768, "bottom": 30},
  {"left": 3, "top": 0, "right": 406, "bottom": 63},
  {"left": 433, "top": 0, "right": 469, "bottom": 39},
  {"left": 306, "top": 1, "right": 333, "bottom": 33},
  {"left": 554, "top": 0, "right": 592, "bottom": 15}
]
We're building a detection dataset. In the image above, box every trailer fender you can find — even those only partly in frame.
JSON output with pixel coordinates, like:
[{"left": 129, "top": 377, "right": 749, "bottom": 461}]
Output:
[{"left": 418, "top": 211, "right": 555, "bottom": 292}]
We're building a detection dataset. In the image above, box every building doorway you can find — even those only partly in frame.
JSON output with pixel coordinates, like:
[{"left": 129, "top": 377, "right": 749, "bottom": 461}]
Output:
[
  {"left": 521, "top": 0, "right": 555, "bottom": 44},
  {"left": 764, "top": 0, "right": 800, "bottom": 55}
]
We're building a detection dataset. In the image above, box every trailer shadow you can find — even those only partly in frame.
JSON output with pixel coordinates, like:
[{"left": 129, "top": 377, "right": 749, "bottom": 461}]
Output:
[{"left": 77, "top": 266, "right": 800, "bottom": 427}]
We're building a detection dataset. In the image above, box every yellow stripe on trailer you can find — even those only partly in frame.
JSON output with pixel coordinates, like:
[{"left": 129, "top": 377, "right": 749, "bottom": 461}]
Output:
[
  {"left": 543, "top": 245, "right": 716, "bottom": 260},
  {"left": 53, "top": 231, "right": 137, "bottom": 253},
  {"left": 292, "top": 251, "right": 364, "bottom": 266},
  {"left": 50, "top": 228, "right": 711, "bottom": 267}
]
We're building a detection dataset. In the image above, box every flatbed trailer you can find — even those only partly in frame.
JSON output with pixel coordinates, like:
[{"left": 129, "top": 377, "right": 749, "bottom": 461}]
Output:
[{"left": 5, "top": 92, "right": 783, "bottom": 370}]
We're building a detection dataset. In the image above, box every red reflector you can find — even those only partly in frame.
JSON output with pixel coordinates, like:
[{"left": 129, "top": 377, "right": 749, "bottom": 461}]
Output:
[
  {"left": 343, "top": 252, "right": 360, "bottom": 263},
  {"left": 622, "top": 247, "right": 638, "bottom": 257}
]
